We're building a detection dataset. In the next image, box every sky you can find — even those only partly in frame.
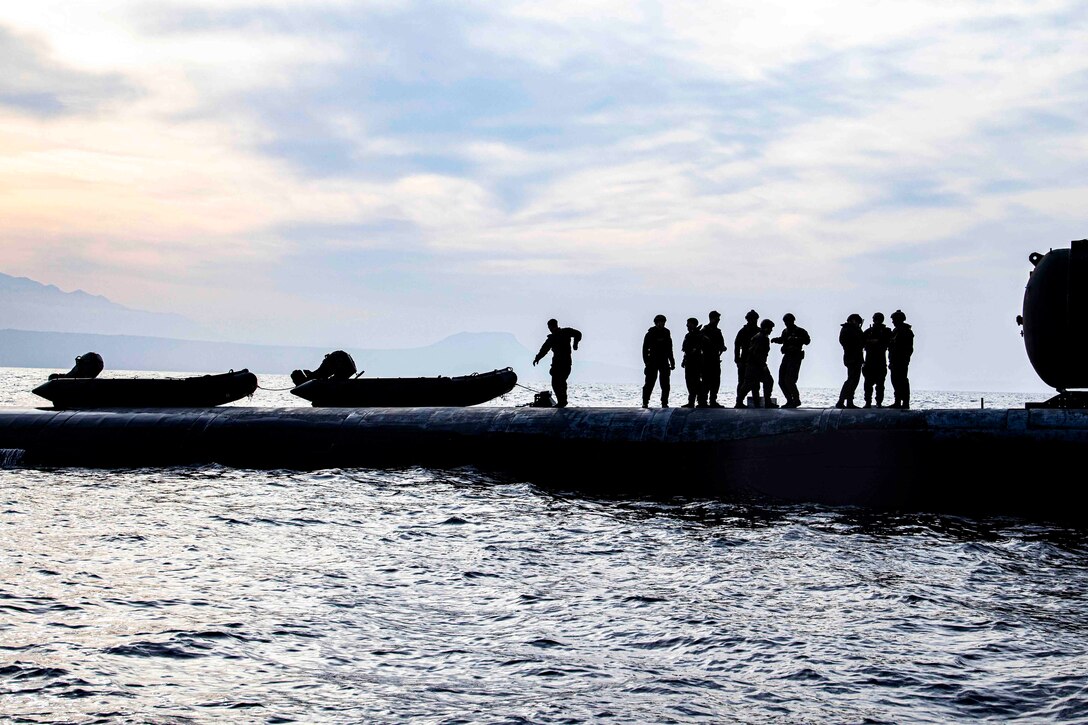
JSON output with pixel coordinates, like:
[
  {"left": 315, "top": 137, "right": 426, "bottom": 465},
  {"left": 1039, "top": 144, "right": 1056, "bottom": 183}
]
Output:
[{"left": 1, "top": 0, "right": 1085, "bottom": 391}]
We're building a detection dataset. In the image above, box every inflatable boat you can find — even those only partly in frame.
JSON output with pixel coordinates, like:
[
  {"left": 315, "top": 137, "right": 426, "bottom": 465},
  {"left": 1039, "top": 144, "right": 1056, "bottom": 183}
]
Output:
[
  {"left": 290, "top": 368, "right": 517, "bottom": 407},
  {"left": 32, "top": 369, "right": 259, "bottom": 409}
]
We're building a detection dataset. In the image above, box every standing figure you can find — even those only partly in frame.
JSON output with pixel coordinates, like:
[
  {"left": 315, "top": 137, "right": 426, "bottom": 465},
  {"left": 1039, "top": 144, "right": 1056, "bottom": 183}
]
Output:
[
  {"left": 734, "top": 310, "right": 760, "bottom": 405},
  {"left": 702, "top": 311, "right": 727, "bottom": 408},
  {"left": 836, "top": 314, "right": 865, "bottom": 408},
  {"left": 862, "top": 312, "right": 892, "bottom": 408},
  {"left": 532, "top": 318, "right": 582, "bottom": 408},
  {"left": 738, "top": 319, "right": 778, "bottom": 408},
  {"left": 642, "top": 314, "right": 675, "bottom": 408},
  {"left": 771, "top": 313, "right": 810, "bottom": 408},
  {"left": 888, "top": 309, "right": 914, "bottom": 409},
  {"left": 681, "top": 318, "right": 707, "bottom": 408}
]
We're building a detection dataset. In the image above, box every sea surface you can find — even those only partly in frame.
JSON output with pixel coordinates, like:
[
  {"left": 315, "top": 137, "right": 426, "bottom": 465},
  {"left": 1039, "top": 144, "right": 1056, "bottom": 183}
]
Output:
[{"left": 2, "top": 368, "right": 1086, "bottom": 723}]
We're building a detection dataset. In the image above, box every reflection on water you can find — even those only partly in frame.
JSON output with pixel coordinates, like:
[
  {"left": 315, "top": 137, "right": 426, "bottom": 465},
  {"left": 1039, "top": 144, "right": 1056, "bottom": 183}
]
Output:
[{"left": 2, "top": 465, "right": 1087, "bottom": 723}]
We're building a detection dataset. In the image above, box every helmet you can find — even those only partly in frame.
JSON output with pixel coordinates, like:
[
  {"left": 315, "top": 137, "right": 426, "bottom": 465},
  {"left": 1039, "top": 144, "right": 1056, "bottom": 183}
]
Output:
[
  {"left": 760, "top": 318, "right": 775, "bottom": 330},
  {"left": 653, "top": 314, "right": 666, "bottom": 324},
  {"left": 847, "top": 313, "right": 863, "bottom": 324},
  {"left": 745, "top": 310, "right": 759, "bottom": 321},
  {"left": 873, "top": 312, "right": 885, "bottom": 323},
  {"left": 890, "top": 309, "right": 906, "bottom": 322},
  {"left": 709, "top": 310, "right": 720, "bottom": 320},
  {"left": 783, "top": 313, "right": 795, "bottom": 323}
]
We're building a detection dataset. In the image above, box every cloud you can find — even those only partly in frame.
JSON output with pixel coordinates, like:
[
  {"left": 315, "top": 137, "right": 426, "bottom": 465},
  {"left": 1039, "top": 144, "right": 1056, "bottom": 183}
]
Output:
[{"left": 0, "top": 0, "right": 1085, "bottom": 386}]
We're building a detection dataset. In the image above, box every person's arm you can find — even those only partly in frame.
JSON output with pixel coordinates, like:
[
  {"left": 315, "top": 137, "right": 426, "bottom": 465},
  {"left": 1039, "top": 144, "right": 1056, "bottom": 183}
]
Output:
[
  {"left": 569, "top": 328, "right": 582, "bottom": 351},
  {"left": 533, "top": 338, "right": 551, "bottom": 365},
  {"left": 799, "top": 328, "right": 811, "bottom": 346},
  {"left": 733, "top": 331, "right": 743, "bottom": 364},
  {"left": 642, "top": 332, "right": 652, "bottom": 366},
  {"left": 668, "top": 334, "right": 676, "bottom": 369}
]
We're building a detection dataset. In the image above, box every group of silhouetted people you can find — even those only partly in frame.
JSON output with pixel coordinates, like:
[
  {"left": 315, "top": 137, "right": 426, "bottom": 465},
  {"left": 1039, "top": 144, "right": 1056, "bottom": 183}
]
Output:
[
  {"left": 836, "top": 310, "right": 914, "bottom": 409},
  {"left": 532, "top": 309, "right": 915, "bottom": 410}
]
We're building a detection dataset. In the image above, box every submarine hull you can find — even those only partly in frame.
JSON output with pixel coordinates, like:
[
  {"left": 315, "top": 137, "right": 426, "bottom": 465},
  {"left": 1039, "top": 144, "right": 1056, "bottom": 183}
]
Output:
[{"left": 0, "top": 406, "right": 1082, "bottom": 521}]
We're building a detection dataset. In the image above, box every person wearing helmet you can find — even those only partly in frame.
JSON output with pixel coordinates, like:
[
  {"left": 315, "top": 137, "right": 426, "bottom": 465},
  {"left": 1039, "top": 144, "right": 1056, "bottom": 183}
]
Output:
[
  {"left": 862, "top": 312, "right": 893, "bottom": 407},
  {"left": 836, "top": 313, "right": 865, "bottom": 409},
  {"left": 681, "top": 317, "right": 708, "bottom": 408},
  {"left": 888, "top": 309, "right": 914, "bottom": 409},
  {"left": 702, "top": 311, "right": 727, "bottom": 408},
  {"left": 771, "top": 313, "right": 810, "bottom": 408},
  {"left": 737, "top": 318, "right": 778, "bottom": 408},
  {"left": 642, "top": 314, "right": 675, "bottom": 408},
  {"left": 733, "top": 310, "right": 761, "bottom": 404}
]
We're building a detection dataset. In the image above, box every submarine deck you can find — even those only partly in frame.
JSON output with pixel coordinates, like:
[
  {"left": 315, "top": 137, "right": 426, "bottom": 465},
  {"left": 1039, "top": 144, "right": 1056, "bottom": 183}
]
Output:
[{"left": 0, "top": 406, "right": 1082, "bottom": 520}]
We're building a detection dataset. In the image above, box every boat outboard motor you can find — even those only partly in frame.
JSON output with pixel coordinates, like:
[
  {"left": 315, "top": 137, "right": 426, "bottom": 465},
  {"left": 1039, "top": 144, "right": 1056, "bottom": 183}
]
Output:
[
  {"left": 291, "top": 350, "right": 358, "bottom": 386},
  {"left": 48, "top": 352, "right": 104, "bottom": 380},
  {"left": 1020, "top": 239, "right": 1088, "bottom": 407}
]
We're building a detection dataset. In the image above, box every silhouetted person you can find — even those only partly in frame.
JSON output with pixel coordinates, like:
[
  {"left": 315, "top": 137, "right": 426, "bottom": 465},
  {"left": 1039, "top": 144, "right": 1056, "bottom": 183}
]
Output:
[
  {"left": 888, "top": 309, "right": 914, "bottom": 409},
  {"left": 533, "top": 318, "right": 582, "bottom": 408},
  {"left": 836, "top": 314, "right": 864, "bottom": 408},
  {"left": 771, "top": 313, "right": 810, "bottom": 408},
  {"left": 734, "top": 310, "right": 760, "bottom": 403},
  {"left": 291, "top": 350, "right": 358, "bottom": 385},
  {"left": 642, "top": 314, "right": 675, "bottom": 408},
  {"left": 702, "top": 311, "right": 727, "bottom": 407},
  {"left": 862, "top": 312, "right": 892, "bottom": 408},
  {"left": 738, "top": 319, "right": 778, "bottom": 408},
  {"left": 49, "top": 352, "right": 104, "bottom": 380},
  {"left": 681, "top": 318, "right": 708, "bottom": 408}
]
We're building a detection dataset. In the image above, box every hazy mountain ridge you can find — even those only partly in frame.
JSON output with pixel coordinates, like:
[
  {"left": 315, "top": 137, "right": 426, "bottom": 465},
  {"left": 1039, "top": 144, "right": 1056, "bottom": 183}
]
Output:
[{"left": 0, "top": 272, "right": 206, "bottom": 339}]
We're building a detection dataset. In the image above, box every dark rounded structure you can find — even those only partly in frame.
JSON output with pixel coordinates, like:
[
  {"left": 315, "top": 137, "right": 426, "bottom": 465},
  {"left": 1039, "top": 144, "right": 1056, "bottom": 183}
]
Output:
[{"left": 1022, "top": 240, "right": 1088, "bottom": 390}]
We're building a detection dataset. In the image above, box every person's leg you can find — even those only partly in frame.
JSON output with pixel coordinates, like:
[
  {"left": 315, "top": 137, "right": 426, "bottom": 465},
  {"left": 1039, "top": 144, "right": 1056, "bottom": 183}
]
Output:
[
  {"left": 761, "top": 366, "right": 778, "bottom": 407},
  {"left": 642, "top": 366, "right": 657, "bottom": 407},
  {"left": 551, "top": 362, "right": 571, "bottom": 407},
  {"left": 705, "top": 365, "right": 721, "bottom": 406},
  {"left": 845, "top": 363, "right": 861, "bottom": 406},
  {"left": 660, "top": 367, "right": 671, "bottom": 407},
  {"left": 875, "top": 366, "right": 886, "bottom": 407},
  {"left": 684, "top": 366, "right": 699, "bottom": 407},
  {"left": 890, "top": 363, "right": 902, "bottom": 407},
  {"left": 901, "top": 363, "right": 911, "bottom": 409}
]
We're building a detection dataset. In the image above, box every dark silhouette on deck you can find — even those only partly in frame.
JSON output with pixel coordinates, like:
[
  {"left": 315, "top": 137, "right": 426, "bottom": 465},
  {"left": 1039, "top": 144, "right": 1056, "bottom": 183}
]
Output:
[
  {"left": 49, "top": 352, "right": 104, "bottom": 380},
  {"left": 863, "top": 313, "right": 892, "bottom": 407},
  {"left": 533, "top": 319, "right": 581, "bottom": 408},
  {"left": 642, "top": 314, "right": 675, "bottom": 408},
  {"left": 836, "top": 314, "right": 864, "bottom": 408},
  {"left": 738, "top": 319, "right": 777, "bottom": 408},
  {"left": 771, "top": 313, "right": 809, "bottom": 408},
  {"left": 702, "top": 311, "right": 726, "bottom": 407},
  {"left": 681, "top": 318, "right": 707, "bottom": 408},
  {"left": 734, "top": 310, "right": 760, "bottom": 404},
  {"left": 291, "top": 350, "right": 358, "bottom": 386},
  {"left": 889, "top": 310, "right": 914, "bottom": 409}
]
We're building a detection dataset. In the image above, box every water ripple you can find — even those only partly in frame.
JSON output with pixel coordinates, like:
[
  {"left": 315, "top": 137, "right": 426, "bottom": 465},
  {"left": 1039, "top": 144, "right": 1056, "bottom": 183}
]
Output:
[{"left": 1, "top": 464, "right": 1087, "bottom": 722}]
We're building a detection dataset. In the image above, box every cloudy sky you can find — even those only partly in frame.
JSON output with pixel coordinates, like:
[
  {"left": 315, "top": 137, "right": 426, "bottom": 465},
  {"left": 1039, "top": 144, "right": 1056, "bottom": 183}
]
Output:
[{"left": 1, "top": 0, "right": 1085, "bottom": 390}]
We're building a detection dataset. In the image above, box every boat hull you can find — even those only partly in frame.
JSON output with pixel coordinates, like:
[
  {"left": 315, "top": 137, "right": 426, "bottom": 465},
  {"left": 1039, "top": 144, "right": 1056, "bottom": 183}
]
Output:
[
  {"left": 31, "top": 370, "right": 259, "bottom": 409},
  {"left": 290, "top": 368, "right": 517, "bottom": 407}
]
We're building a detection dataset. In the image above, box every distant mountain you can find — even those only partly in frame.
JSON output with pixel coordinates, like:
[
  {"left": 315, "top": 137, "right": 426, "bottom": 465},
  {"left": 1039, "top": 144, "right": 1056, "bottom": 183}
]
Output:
[
  {"left": 0, "top": 328, "right": 640, "bottom": 383},
  {"left": 0, "top": 272, "right": 206, "bottom": 339}
]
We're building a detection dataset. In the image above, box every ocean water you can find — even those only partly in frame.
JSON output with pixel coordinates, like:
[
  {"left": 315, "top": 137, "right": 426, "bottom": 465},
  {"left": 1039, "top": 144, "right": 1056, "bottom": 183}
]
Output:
[{"left": 2, "top": 368, "right": 1085, "bottom": 723}]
